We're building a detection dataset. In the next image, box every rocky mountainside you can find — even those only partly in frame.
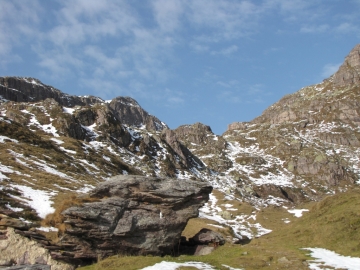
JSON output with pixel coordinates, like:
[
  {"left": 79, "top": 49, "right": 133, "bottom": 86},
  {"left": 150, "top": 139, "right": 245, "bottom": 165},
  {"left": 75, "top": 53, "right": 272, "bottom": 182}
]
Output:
[
  {"left": 162, "top": 44, "right": 360, "bottom": 210},
  {"left": 1, "top": 44, "right": 360, "bottom": 268}
]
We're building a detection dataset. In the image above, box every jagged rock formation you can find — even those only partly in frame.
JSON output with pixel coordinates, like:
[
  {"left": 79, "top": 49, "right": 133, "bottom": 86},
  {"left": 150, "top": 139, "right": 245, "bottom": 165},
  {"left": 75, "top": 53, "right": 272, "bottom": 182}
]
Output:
[
  {"left": 46, "top": 175, "right": 212, "bottom": 264},
  {"left": 0, "top": 78, "right": 210, "bottom": 222},
  {"left": 220, "top": 44, "right": 360, "bottom": 203},
  {"left": 0, "top": 77, "right": 167, "bottom": 132},
  {"left": 0, "top": 77, "right": 102, "bottom": 107},
  {"left": 174, "top": 123, "right": 231, "bottom": 172},
  {"left": 109, "top": 97, "right": 168, "bottom": 131},
  {"left": 333, "top": 44, "right": 360, "bottom": 88}
]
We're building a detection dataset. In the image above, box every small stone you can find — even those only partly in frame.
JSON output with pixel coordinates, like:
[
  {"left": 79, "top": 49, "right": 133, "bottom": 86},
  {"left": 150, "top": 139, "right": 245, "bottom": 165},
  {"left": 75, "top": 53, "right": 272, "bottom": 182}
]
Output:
[{"left": 278, "top": 256, "right": 290, "bottom": 264}]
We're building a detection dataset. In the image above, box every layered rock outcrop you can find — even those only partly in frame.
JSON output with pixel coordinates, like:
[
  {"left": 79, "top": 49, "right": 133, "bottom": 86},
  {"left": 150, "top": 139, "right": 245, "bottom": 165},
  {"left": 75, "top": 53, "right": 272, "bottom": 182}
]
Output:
[{"left": 50, "top": 175, "right": 212, "bottom": 264}]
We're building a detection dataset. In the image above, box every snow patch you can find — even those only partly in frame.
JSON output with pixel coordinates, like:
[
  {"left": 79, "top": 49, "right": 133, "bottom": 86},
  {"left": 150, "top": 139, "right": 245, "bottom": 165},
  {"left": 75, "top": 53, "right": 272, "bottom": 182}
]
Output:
[
  {"left": 0, "top": 135, "right": 18, "bottom": 143},
  {"left": 63, "top": 107, "right": 75, "bottom": 114},
  {"left": 304, "top": 248, "right": 360, "bottom": 270},
  {"left": 50, "top": 138, "right": 64, "bottom": 144},
  {"left": 10, "top": 184, "right": 56, "bottom": 218},
  {"left": 288, "top": 209, "right": 309, "bottom": 217}
]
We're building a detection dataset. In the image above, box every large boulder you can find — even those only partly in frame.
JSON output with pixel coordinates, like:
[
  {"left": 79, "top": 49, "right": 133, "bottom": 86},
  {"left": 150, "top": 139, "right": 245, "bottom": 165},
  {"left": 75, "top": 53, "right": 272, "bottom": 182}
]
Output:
[{"left": 53, "top": 175, "right": 212, "bottom": 264}]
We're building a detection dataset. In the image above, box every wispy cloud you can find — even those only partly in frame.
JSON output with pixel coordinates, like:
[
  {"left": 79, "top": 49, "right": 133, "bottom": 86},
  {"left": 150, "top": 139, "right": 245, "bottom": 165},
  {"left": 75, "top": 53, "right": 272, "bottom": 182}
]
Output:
[
  {"left": 247, "top": 84, "right": 265, "bottom": 95},
  {"left": 152, "top": 0, "right": 184, "bottom": 33},
  {"left": 0, "top": 0, "right": 42, "bottom": 66},
  {"left": 300, "top": 24, "right": 329, "bottom": 33},
  {"left": 211, "top": 45, "right": 238, "bottom": 55},
  {"left": 2, "top": 0, "right": 360, "bottom": 104},
  {"left": 187, "top": 0, "right": 260, "bottom": 44},
  {"left": 164, "top": 88, "right": 185, "bottom": 105},
  {"left": 48, "top": 0, "right": 137, "bottom": 46},
  {"left": 321, "top": 63, "right": 341, "bottom": 78},
  {"left": 335, "top": 22, "right": 359, "bottom": 33},
  {"left": 216, "top": 80, "right": 239, "bottom": 88},
  {"left": 218, "top": 90, "right": 242, "bottom": 103}
]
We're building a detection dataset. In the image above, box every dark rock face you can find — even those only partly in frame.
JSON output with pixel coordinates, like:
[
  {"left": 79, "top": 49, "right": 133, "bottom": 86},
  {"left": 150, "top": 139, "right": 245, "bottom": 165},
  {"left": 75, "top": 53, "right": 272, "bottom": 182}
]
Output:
[
  {"left": 109, "top": 97, "right": 168, "bottom": 131},
  {"left": 54, "top": 175, "right": 212, "bottom": 264},
  {"left": 0, "top": 77, "right": 102, "bottom": 107},
  {"left": 161, "top": 129, "right": 204, "bottom": 169},
  {"left": 173, "top": 123, "right": 230, "bottom": 172}
]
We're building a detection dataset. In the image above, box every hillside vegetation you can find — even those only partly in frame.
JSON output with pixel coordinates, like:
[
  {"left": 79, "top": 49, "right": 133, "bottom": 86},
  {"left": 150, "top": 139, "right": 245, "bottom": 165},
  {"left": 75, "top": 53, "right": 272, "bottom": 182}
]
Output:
[{"left": 79, "top": 188, "right": 360, "bottom": 269}]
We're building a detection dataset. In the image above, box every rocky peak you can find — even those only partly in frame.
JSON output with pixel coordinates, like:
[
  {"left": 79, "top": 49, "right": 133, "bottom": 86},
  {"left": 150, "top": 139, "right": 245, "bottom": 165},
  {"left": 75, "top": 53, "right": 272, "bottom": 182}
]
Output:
[
  {"left": 174, "top": 122, "right": 213, "bottom": 145},
  {"left": 0, "top": 77, "right": 169, "bottom": 132},
  {"left": 0, "top": 76, "right": 103, "bottom": 107},
  {"left": 109, "top": 96, "right": 168, "bottom": 131},
  {"left": 227, "top": 122, "right": 249, "bottom": 131},
  {"left": 333, "top": 44, "right": 360, "bottom": 88}
]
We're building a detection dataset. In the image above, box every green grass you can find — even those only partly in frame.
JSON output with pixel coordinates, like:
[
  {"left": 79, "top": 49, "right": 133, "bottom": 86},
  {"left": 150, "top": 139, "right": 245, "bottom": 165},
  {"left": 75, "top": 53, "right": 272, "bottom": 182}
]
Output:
[{"left": 77, "top": 188, "right": 360, "bottom": 270}]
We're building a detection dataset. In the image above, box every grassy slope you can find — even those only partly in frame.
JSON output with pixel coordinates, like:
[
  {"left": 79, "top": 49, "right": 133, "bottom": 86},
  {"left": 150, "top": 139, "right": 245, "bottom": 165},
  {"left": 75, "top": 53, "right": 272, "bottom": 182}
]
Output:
[{"left": 78, "top": 188, "right": 360, "bottom": 270}]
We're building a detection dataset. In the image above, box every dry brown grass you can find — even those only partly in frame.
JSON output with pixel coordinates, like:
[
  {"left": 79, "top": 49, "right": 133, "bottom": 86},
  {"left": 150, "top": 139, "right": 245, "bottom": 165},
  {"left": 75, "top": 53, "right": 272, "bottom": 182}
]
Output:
[{"left": 41, "top": 194, "right": 101, "bottom": 235}]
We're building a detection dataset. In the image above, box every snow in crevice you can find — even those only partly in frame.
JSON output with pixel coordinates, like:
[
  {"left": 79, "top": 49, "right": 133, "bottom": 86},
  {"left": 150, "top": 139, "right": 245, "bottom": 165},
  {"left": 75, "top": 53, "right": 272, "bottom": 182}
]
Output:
[
  {"left": 82, "top": 123, "right": 99, "bottom": 138},
  {"left": 20, "top": 109, "right": 60, "bottom": 137},
  {"left": 199, "top": 193, "right": 272, "bottom": 240}
]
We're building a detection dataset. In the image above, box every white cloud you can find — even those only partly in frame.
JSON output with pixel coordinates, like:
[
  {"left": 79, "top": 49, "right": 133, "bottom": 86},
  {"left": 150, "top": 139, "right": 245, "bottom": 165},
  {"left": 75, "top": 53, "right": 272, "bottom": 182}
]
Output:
[
  {"left": 211, "top": 45, "right": 238, "bottom": 55},
  {"left": 48, "top": 0, "right": 137, "bottom": 46},
  {"left": 218, "top": 90, "right": 242, "bottom": 103},
  {"left": 152, "top": 0, "right": 184, "bottom": 33},
  {"left": 168, "top": 97, "right": 184, "bottom": 104},
  {"left": 335, "top": 22, "right": 359, "bottom": 33},
  {"left": 300, "top": 24, "right": 329, "bottom": 33},
  {"left": 84, "top": 46, "right": 123, "bottom": 74},
  {"left": 36, "top": 47, "right": 84, "bottom": 78},
  {"left": 216, "top": 80, "right": 239, "bottom": 88},
  {"left": 80, "top": 77, "right": 122, "bottom": 98},
  {"left": 264, "top": 0, "right": 323, "bottom": 21},
  {"left": 0, "top": 0, "right": 42, "bottom": 65},
  {"left": 187, "top": 0, "right": 260, "bottom": 42},
  {"left": 247, "top": 84, "right": 264, "bottom": 95},
  {"left": 164, "top": 88, "right": 185, "bottom": 105},
  {"left": 322, "top": 63, "right": 341, "bottom": 78},
  {"left": 190, "top": 43, "right": 209, "bottom": 53}
]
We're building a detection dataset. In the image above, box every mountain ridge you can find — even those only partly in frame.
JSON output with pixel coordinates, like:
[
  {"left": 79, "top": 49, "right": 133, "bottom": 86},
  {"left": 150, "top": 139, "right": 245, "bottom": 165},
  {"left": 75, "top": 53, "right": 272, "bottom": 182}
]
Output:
[{"left": 1, "top": 44, "right": 360, "bottom": 269}]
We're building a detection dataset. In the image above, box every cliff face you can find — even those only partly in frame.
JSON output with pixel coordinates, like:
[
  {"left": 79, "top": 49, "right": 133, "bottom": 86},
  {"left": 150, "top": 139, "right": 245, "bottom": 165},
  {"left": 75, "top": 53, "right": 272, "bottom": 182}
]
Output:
[
  {"left": 0, "top": 77, "right": 102, "bottom": 107},
  {"left": 333, "top": 44, "right": 360, "bottom": 88},
  {"left": 109, "top": 97, "right": 168, "bottom": 131}
]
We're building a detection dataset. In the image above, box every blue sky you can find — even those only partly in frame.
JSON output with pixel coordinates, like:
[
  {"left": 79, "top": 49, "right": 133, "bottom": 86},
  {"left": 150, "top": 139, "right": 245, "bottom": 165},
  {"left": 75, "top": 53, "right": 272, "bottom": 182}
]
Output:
[{"left": 1, "top": 0, "right": 360, "bottom": 134}]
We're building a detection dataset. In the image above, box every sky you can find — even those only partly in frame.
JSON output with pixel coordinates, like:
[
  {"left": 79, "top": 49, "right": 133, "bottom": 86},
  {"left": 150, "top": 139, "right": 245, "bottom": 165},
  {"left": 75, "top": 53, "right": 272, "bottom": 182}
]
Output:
[{"left": 1, "top": 0, "right": 360, "bottom": 134}]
